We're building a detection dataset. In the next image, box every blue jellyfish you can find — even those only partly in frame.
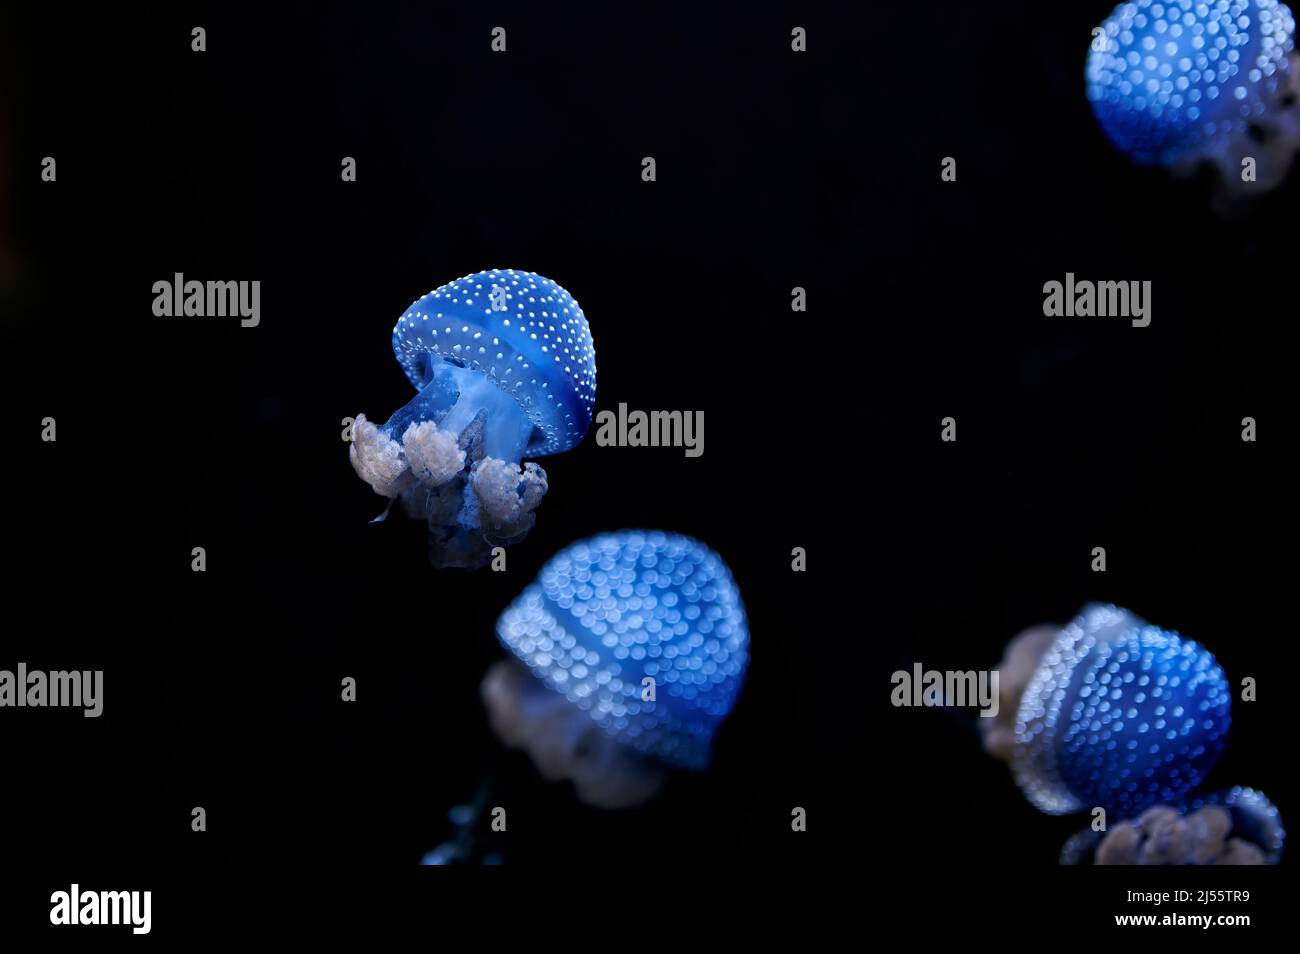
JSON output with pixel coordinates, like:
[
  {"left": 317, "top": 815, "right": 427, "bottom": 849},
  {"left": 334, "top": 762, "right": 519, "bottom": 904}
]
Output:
[
  {"left": 1012, "top": 604, "right": 1231, "bottom": 819},
  {"left": 350, "top": 269, "right": 596, "bottom": 568},
  {"left": 1086, "top": 0, "right": 1300, "bottom": 188},
  {"left": 1185, "top": 786, "right": 1286, "bottom": 862},
  {"left": 483, "top": 531, "right": 749, "bottom": 807},
  {"left": 1060, "top": 786, "right": 1285, "bottom": 864}
]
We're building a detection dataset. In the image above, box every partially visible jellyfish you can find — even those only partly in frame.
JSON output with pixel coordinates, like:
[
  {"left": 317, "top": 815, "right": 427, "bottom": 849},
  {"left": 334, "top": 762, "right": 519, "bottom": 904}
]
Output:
[
  {"left": 1184, "top": 786, "right": 1286, "bottom": 862},
  {"left": 482, "top": 531, "right": 750, "bottom": 809},
  {"left": 999, "top": 604, "right": 1232, "bottom": 819},
  {"left": 979, "top": 623, "right": 1060, "bottom": 762},
  {"left": 982, "top": 605, "right": 1283, "bottom": 865},
  {"left": 1086, "top": 0, "right": 1300, "bottom": 194},
  {"left": 350, "top": 269, "right": 596, "bottom": 569},
  {"left": 1059, "top": 787, "right": 1285, "bottom": 864},
  {"left": 418, "top": 781, "right": 505, "bottom": 866}
]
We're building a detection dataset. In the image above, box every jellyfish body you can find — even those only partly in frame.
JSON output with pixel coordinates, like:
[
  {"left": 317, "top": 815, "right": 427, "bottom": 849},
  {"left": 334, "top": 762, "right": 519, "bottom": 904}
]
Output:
[
  {"left": 1086, "top": 0, "right": 1300, "bottom": 188},
  {"left": 1185, "top": 786, "right": 1286, "bottom": 862},
  {"left": 1060, "top": 787, "right": 1284, "bottom": 864},
  {"left": 350, "top": 268, "right": 596, "bottom": 568},
  {"left": 1013, "top": 604, "right": 1231, "bottom": 820},
  {"left": 495, "top": 531, "right": 749, "bottom": 771}
]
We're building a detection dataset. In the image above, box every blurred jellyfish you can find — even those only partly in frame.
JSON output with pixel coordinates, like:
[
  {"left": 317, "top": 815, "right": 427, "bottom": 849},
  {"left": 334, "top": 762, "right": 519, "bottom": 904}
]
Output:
[
  {"left": 985, "top": 606, "right": 1286, "bottom": 865},
  {"left": 1087, "top": 0, "right": 1300, "bottom": 194},
  {"left": 980, "top": 623, "right": 1060, "bottom": 762},
  {"left": 418, "top": 782, "right": 501, "bottom": 865},
  {"left": 995, "top": 604, "right": 1231, "bottom": 819},
  {"left": 1060, "top": 787, "right": 1284, "bottom": 864},
  {"left": 350, "top": 269, "right": 596, "bottom": 569},
  {"left": 1183, "top": 786, "right": 1287, "bottom": 861},
  {"left": 482, "top": 530, "right": 750, "bottom": 809}
]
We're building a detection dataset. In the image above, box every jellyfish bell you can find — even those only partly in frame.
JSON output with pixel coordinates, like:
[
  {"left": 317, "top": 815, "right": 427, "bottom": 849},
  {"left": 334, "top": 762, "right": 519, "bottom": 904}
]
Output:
[
  {"left": 1011, "top": 604, "right": 1231, "bottom": 820},
  {"left": 483, "top": 530, "right": 750, "bottom": 809},
  {"left": 391, "top": 270, "right": 596, "bottom": 461},
  {"left": 1086, "top": 0, "right": 1300, "bottom": 195},
  {"left": 349, "top": 268, "right": 596, "bottom": 569}
]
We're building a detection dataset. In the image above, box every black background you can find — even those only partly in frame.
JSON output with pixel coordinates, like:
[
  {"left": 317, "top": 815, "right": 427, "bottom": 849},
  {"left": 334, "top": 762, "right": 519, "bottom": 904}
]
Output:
[{"left": 3, "top": 0, "right": 1294, "bottom": 938}]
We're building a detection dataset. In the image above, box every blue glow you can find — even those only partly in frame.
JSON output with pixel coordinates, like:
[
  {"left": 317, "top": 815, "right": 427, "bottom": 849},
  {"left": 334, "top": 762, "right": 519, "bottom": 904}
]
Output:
[
  {"left": 1013, "top": 604, "right": 1231, "bottom": 819},
  {"left": 1086, "top": 0, "right": 1296, "bottom": 166},
  {"left": 496, "top": 531, "right": 750, "bottom": 770}
]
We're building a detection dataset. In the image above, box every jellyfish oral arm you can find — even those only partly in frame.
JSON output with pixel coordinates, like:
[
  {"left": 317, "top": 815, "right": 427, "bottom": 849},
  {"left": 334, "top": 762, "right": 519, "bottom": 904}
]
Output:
[
  {"left": 351, "top": 358, "right": 539, "bottom": 488},
  {"left": 376, "top": 360, "right": 536, "bottom": 465},
  {"left": 348, "top": 414, "right": 414, "bottom": 498},
  {"left": 471, "top": 458, "right": 548, "bottom": 527},
  {"left": 349, "top": 359, "right": 551, "bottom": 553}
]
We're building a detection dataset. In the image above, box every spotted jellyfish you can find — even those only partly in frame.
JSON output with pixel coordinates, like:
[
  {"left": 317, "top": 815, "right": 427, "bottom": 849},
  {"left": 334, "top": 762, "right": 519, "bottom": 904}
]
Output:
[
  {"left": 349, "top": 269, "right": 596, "bottom": 569},
  {"left": 993, "top": 604, "right": 1232, "bottom": 820},
  {"left": 1060, "top": 786, "right": 1285, "bottom": 864},
  {"left": 1086, "top": 0, "right": 1300, "bottom": 193},
  {"left": 482, "top": 531, "right": 749, "bottom": 809}
]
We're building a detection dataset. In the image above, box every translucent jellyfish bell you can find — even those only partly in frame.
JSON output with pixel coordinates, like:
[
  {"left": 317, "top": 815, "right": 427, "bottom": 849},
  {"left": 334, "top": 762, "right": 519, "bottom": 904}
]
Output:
[
  {"left": 495, "top": 531, "right": 750, "bottom": 771},
  {"left": 1087, "top": 0, "right": 1300, "bottom": 189},
  {"left": 349, "top": 268, "right": 597, "bottom": 569},
  {"left": 1013, "top": 604, "right": 1231, "bottom": 819}
]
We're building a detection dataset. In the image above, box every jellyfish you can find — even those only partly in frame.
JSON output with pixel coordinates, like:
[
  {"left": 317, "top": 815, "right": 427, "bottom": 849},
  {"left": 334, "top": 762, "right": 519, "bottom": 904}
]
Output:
[
  {"left": 1059, "top": 787, "right": 1284, "bottom": 864},
  {"left": 1182, "top": 786, "right": 1286, "bottom": 862},
  {"left": 1086, "top": 0, "right": 1300, "bottom": 193},
  {"left": 1003, "top": 604, "right": 1232, "bottom": 819},
  {"left": 349, "top": 268, "right": 596, "bottom": 569},
  {"left": 482, "top": 530, "right": 750, "bottom": 809},
  {"left": 981, "top": 606, "right": 1287, "bottom": 865}
]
